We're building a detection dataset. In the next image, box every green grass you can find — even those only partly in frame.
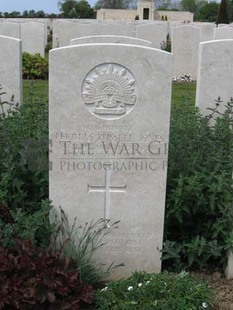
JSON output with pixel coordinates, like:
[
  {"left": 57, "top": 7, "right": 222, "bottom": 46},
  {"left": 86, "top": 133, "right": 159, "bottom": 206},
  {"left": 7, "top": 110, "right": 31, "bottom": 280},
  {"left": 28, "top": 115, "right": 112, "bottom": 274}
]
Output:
[
  {"left": 23, "top": 80, "right": 48, "bottom": 103},
  {"left": 22, "top": 80, "right": 196, "bottom": 106},
  {"left": 172, "top": 81, "right": 196, "bottom": 108}
]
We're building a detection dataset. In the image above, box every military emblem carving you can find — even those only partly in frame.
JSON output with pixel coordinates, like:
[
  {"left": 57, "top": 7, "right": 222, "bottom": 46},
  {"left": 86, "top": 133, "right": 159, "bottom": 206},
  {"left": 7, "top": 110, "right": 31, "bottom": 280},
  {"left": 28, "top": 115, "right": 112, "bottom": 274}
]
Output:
[{"left": 82, "top": 63, "right": 137, "bottom": 120}]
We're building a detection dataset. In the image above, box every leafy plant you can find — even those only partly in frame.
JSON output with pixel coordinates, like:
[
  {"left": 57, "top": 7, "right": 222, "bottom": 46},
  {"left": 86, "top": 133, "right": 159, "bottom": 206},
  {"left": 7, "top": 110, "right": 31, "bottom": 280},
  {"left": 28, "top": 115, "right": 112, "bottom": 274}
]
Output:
[
  {"left": 0, "top": 238, "right": 93, "bottom": 309},
  {"left": 0, "top": 201, "right": 53, "bottom": 248},
  {"left": 163, "top": 97, "right": 233, "bottom": 270},
  {"left": 52, "top": 208, "right": 123, "bottom": 286},
  {"left": 160, "top": 34, "right": 171, "bottom": 53},
  {"left": 22, "top": 52, "right": 48, "bottom": 80},
  {"left": 94, "top": 271, "right": 214, "bottom": 309},
  {"left": 0, "top": 86, "right": 48, "bottom": 214}
]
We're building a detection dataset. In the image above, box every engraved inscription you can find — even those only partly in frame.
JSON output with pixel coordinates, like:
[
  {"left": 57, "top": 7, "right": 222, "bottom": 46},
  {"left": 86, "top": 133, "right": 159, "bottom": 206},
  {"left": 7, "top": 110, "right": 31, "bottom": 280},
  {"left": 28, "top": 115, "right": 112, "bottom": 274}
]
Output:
[
  {"left": 82, "top": 63, "right": 137, "bottom": 120},
  {"left": 88, "top": 167, "right": 127, "bottom": 220},
  {"left": 99, "top": 232, "right": 153, "bottom": 254}
]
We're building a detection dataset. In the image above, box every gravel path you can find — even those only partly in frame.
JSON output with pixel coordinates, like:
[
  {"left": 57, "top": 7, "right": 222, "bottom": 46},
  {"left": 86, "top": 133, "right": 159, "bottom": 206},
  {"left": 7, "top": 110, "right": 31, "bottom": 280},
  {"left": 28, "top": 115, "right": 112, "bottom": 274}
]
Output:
[{"left": 190, "top": 271, "right": 233, "bottom": 310}]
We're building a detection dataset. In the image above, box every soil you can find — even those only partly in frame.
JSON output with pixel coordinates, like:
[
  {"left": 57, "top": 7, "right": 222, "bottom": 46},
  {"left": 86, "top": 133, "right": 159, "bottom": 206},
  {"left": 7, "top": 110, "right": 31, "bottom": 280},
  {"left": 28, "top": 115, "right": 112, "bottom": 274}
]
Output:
[{"left": 190, "top": 271, "right": 233, "bottom": 310}]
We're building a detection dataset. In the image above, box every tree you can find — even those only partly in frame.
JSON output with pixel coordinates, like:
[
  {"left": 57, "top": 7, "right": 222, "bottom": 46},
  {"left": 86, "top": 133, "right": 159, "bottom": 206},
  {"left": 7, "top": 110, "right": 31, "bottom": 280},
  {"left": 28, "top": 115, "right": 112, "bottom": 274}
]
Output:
[
  {"left": 216, "top": 0, "right": 229, "bottom": 24},
  {"left": 228, "top": 0, "right": 233, "bottom": 22},
  {"left": 180, "top": 0, "right": 197, "bottom": 13},
  {"left": 197, "top": 2, "right": 219, "bottom": 21},
  {"left": 94, "top": 0, "right": 134, "bottom": 9},
  {"left": 59, "top": 0, "right": 94, "bottom": 18}
]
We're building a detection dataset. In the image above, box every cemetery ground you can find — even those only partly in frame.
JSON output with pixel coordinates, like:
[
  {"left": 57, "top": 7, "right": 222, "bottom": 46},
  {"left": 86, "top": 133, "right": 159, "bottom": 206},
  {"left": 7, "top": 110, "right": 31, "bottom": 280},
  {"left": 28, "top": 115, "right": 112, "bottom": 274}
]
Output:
[{"left": 0, "top": 79, "right": 232, "bottom": 309}]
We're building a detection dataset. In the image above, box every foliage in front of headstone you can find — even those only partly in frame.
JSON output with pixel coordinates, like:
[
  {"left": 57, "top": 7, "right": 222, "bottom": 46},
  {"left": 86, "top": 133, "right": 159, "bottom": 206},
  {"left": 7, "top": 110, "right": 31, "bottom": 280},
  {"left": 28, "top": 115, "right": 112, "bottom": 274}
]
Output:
[
  {"left": 45, "top": 27, "right": 53, "bottom": 54},
  {"left": 0, "top": 86, "right": 48, "bottom": 214},
  {"left": 52, "top": 208, "right": 123, "bottom": 286},
  {"left": 216, "top": 0, "right": 229, "bottom": 24},
  {"left": 94, "top": 271, "right": 214, "bottom": 309},
  {"left": 163, "top": 97, "right": 233, "bottom": 271},
  {"left": 160, "top": 34, "right": 171, "bottom": 53},
  {"left": 23, "top": 52, "right": 48, "bottom": 80},
  {"left": 0, "top": 201, "right": 53, "bottom": 249},
  {"left": 0, "top": 208, "right": 94, "bottom": 309}
]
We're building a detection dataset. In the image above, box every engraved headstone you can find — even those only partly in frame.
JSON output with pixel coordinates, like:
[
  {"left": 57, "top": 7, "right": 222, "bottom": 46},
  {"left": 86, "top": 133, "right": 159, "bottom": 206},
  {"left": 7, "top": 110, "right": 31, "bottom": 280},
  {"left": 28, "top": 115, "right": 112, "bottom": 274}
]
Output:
[
  {"left": 196, "top": 39, "right": 233, "bottom": 116},
  {"left": 0, "top": 35, "right": 22, "bottom": 106},
  {"left": 49, "top": 43, "right": 172, "bottom": 279},
  {"left": 172, "top": 25, "right": 200, "bottom": 78}
]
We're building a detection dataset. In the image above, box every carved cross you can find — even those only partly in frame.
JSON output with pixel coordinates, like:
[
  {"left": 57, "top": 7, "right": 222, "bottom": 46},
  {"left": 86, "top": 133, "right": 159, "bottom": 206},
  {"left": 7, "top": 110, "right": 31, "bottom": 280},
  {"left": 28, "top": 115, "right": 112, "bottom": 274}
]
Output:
[{"left": 88, "top": 168, "right": 127, "bottom": 220}]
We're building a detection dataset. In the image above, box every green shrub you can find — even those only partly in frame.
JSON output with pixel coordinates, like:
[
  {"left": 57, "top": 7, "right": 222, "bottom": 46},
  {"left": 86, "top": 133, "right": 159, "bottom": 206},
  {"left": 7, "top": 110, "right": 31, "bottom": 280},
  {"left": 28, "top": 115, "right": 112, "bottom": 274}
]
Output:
[
  {"left": 94, "top": 271, "right": 214, "bottom": 309},
  {"left": 0, "top": 87, "right": 48, "bottom": 214},
  {"left": 0, "top": 200, "right": 53, "bottom": 248},
  {"left": 22, "top": 52, "right": 48, "bottom": 80},
  {"left": 52, "top": 208, "right": 123, "bottom": 287},
  {"left": 163, "top": 97, "right": 233, "bottom": 270}
]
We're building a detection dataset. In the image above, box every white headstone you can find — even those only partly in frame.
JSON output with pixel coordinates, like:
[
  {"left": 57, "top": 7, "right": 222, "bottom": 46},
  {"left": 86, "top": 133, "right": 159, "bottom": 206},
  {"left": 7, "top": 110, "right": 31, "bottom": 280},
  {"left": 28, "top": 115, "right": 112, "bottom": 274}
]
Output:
[
  {"left": 70, "top": 35, "right": 152, "bottom": 46},
  {"left": 196, "top": 39, "right": 233, "bottom": 116},
  {"left": 49, "top": 43, "right": 172, "bottom": 279},
  {"left": 21, "top": 22, "right": 46, "bottom": 56},
  {"left": 0, "top": 22, "right": 20, "bottom": 38},
  {"left": 172, "top": 25, "right": 200, "bottom": 79},
  {"left": 214, "top": 26, "right": 233, "bottom": 40},
  {"left": 0, "top": 35, "right": 22, "bottom": 106},
  {"left": 198, "top": 23, "right": 215, "bottom": 42},
  {"left": 53, "top": 20, "right": 135, "bottom": 48},
  {"left": 136, "top": 22, "right": 168, "bottom": 49}
]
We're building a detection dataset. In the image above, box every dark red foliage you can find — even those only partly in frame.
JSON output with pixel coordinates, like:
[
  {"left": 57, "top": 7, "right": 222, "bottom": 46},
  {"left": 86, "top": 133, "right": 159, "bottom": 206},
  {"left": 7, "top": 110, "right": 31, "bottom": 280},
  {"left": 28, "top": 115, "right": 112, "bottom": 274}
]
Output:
[{"left": 0, "top": 239, "right": 94, "bottom": 309}]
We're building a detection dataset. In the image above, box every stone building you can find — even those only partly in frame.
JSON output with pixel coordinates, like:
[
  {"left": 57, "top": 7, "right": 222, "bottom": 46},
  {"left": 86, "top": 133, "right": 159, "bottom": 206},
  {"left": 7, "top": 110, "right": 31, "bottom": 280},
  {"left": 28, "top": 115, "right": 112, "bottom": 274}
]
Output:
[{"left": 97, "top": 0, "right": 193, "bottom": 21}]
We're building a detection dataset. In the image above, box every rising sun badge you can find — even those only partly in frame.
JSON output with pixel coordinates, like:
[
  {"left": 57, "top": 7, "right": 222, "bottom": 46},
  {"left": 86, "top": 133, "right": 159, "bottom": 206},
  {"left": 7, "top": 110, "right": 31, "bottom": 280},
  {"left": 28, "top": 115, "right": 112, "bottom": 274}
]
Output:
[{"left": 82, "top": 63, "right": 137, "bottom": 120}]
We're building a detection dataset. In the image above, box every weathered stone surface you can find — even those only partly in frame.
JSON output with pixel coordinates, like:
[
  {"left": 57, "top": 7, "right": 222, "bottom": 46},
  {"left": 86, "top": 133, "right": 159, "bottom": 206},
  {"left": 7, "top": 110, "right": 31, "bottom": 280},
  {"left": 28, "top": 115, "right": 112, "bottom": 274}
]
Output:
[{"left": 49, "top": 43, "right": 172, "bottom": 279}]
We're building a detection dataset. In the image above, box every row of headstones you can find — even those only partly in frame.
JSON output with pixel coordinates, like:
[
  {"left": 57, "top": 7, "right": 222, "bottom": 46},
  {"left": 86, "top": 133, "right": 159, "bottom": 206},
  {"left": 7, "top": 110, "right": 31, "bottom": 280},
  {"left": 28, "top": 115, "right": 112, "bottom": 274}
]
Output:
[
  {"left": 0, "top": 21, "right": 46, "bottom": 56},
  {"left": 0, "top": 24, "right": 233, "bottom": 115},
  {"left": 52, "top": 20, "right": 233, "bottom": 79},
  {"left": 48, "top": 37, "right": 233, "bottom": 280},
  {"left": 2, "top": 18, "right": 233, "bottom": 80}
]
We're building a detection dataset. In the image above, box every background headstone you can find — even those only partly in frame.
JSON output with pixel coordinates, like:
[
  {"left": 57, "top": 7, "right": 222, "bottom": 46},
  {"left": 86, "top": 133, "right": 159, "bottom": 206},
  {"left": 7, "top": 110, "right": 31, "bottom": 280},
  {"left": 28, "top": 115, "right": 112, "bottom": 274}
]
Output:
[
  {"left": 53, "top": 20, "right": 135, "bottom": 48},
  {"left": 70, "top": 35, "right": 152, "bottom": 46},
  {"left": 0, "top": 21, "right": 20, "bottom": 38},
  {"left": 136, "top": 22, "right": 168, "bottom": 49},
  {"left": 195, "top": 39, "right": 233, "bottom": 116},
  {"left": 214, "top": 26, "right": 233, "bottom": 40},
  {"left": 49, "top": 43, "right": 172, "bottom": 279},
  {"left": 172, "top": 25, "right": 200, "bottom": 79},
  {"left": 0, "top": 35, "right": 22, "bottom": 106},
  {"left": 21, "top": 21, "right": 46, "bottom": 56}
]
